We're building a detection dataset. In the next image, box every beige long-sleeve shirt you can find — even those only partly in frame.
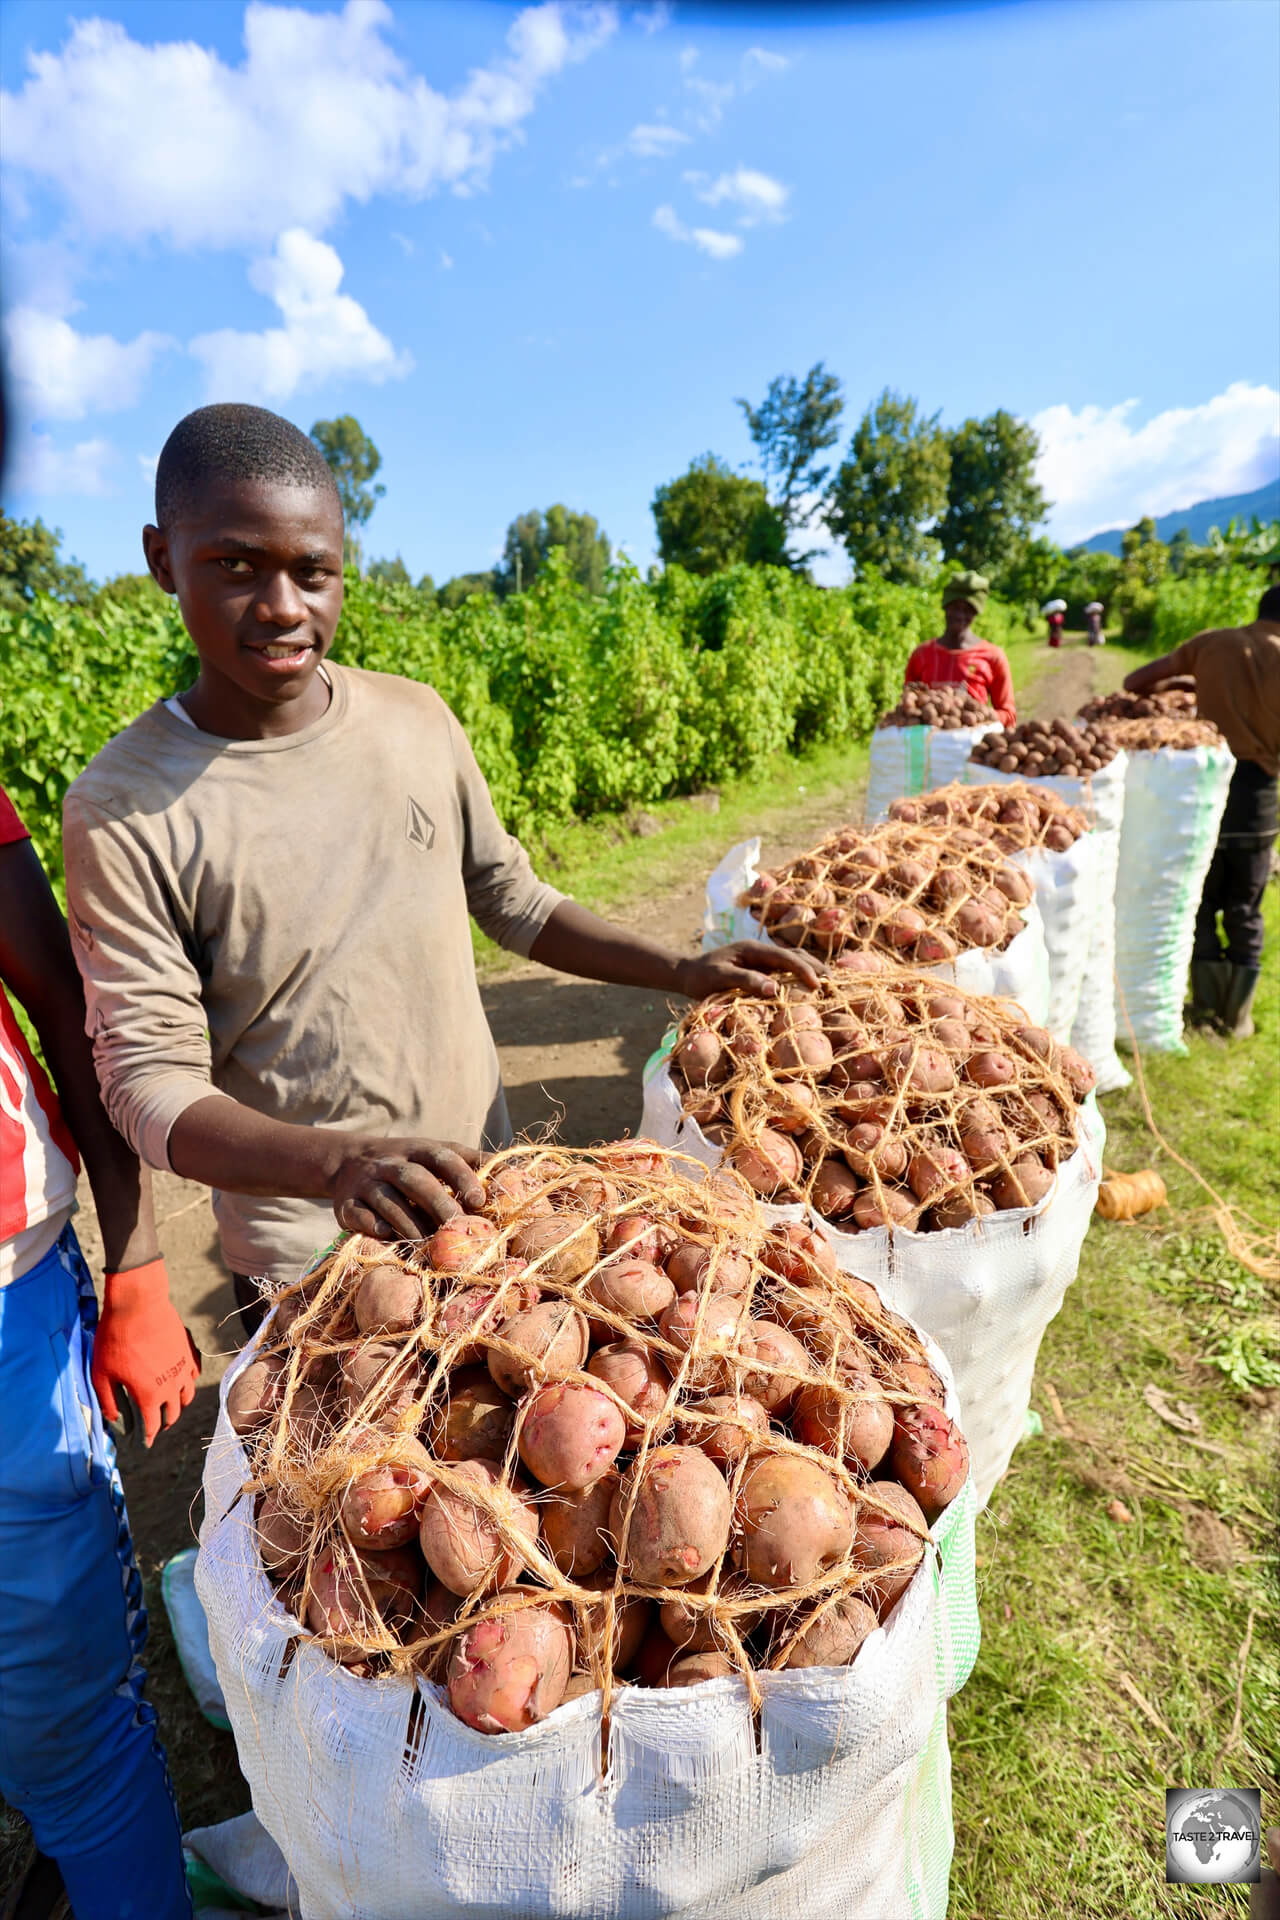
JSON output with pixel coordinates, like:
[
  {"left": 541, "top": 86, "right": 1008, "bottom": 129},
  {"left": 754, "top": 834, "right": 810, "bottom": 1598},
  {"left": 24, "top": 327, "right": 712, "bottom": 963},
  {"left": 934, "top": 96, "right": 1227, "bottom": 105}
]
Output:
[
  {"left": 1164, "top": 618, "right": 1280, "bottom": 777},
  {"left": 63, "top": 664, "right": 564, "bottom": 1287}
]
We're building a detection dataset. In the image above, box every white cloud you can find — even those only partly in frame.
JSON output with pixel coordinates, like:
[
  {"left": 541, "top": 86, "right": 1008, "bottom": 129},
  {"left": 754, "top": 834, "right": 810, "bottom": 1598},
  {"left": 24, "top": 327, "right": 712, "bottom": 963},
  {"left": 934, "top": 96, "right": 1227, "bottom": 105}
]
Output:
[
  {"left": 189, "top": 228, "right": 412, "bottom": 403},
  {"left": 391, "top": 231, "right": 415, "bottom": 255},
  {"left": 439, "top": 249, "right": 454, "bottom": 270},
  {"left": 627, "top": 122, "right": 691, "bottom": 157},
  {"left": 684, "top": 73, "right": 734, "bottom": 131},
  {"left": 0, "top": 1, "right": 618, "bottom": 251},
  {"left": 7, "top": 430, "right": 115, "bottom": 496},
  {"left": 653, "top": 204, "right": 742, "bottom": 260},
  {"left": 636, "top": 2, "right": 672, "bottom": 31},
  {"left": 1033, "top": 381, "right": 1280, "bottom": 545},
  {"left": 744, "top": 47, "right": 789, "bottom": 77},
  {"left": 679, "top": 46, "right": 699, "bottom": 73},
  {"left": 138, "top": 452, "right": 159, "bottom": 484},
  {"left": 3, "top": 306, "right": 175, "bottom": 422},
  {"left": 685, "top": 166, "right": 789, "bottom": 225}
]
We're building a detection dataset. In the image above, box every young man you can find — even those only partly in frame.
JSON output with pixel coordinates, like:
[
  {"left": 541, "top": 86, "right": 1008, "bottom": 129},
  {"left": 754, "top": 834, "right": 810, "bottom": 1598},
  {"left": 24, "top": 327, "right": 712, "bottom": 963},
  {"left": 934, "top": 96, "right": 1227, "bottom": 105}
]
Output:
[
  {"left": 902, "top": 570, "right": 1017, "bottom": 725},
  {"left": 1124, "top": 583, "right": 1280, "bottom": 1037},
  {"left": 1, "top": 787, "right": 198, "bottom": 1920},
  {"left": 63, "top": 405, "right": 817, "bottom": 1316}
]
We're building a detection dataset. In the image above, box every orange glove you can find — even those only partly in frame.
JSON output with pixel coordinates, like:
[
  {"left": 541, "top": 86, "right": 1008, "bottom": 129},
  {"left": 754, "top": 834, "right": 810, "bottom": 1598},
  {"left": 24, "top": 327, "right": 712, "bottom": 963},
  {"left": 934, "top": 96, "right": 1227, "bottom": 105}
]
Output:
[{"left": 92, "top": 1259, "right": 201, "bottom": 1446}]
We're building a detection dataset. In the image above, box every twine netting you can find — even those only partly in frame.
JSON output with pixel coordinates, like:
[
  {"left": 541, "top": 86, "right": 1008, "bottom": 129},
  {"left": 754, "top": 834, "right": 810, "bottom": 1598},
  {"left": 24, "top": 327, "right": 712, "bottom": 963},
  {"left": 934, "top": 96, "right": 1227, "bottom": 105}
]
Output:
[
  {"left": 1092, "top": 715, "right": 1222, "bottom": 752},
  {"left": 969, "top": 716, "right": 1120, "bottom": 774},
  {"left": 876, "top": 682, "right": 999, "bottom": 730},
  {"left": 884, "top": 780, "right": 1087, "bottom": 852},
  {"left": 671, "top": 971, "right": 1098, "bottom": 1234},
  {"left": 231, "top": 1143, "right": 967, "bottom": 1726},
  {"left": 739, "top": 817, "right": 1040, "bottom": 965}
]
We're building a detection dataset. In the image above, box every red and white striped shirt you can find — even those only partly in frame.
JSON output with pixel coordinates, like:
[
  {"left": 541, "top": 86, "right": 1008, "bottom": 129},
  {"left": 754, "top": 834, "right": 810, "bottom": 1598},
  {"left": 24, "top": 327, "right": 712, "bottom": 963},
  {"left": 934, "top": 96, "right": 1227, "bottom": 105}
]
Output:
[{"left": 1, "top": 788, "right": 79, "bottom": 1281}]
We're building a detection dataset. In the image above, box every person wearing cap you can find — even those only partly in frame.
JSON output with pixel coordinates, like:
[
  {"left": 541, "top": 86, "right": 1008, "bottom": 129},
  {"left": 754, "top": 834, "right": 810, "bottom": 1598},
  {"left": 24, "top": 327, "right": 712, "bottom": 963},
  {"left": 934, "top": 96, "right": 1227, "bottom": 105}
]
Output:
[
  {"left": 1123, "top": 582, "right": 1280, "bottom": 1038},
  {"left": 902, "top": 570, "right": 1016, "bottom": 725},
  {"left": 1084, "top": 601, "right": 1106, "bottom": 646}
]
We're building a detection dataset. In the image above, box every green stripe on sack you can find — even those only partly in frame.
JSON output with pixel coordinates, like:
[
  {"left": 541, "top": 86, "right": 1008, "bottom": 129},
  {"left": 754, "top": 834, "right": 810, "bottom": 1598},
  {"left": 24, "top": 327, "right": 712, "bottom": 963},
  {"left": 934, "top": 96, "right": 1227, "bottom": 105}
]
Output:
[{"left": 907, "top": 725, "right": 930, "bottom": 796}]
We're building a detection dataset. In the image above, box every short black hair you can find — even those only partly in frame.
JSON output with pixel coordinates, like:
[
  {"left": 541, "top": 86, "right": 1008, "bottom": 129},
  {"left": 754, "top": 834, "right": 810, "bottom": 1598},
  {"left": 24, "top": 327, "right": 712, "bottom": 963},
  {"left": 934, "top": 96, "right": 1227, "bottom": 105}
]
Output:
[
  {"left": 1258, "top": 584, "right": 1280, "bottom": 621},
  {"left": 154, "top": 403, "right": 340, "bottom": 527}
]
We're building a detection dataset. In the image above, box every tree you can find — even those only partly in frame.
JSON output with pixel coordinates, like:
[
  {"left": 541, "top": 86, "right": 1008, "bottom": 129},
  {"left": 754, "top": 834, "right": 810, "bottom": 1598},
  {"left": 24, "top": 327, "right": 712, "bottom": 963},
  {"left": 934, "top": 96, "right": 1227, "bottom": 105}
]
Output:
[
  {"left": 737, "top": 362, "right": 844, "bottom": 557},
  {"left": 366, "top": 555, "right": 411, "bottom": 586},
  {"left": 436, "top": 571, "right": 496, "bottom": 610},
  {"left": 823, "top": 390, "right": 950, "bottom": 585},
  {"left": 936, "top": 410, "right": 1047, "bottom": 581},
  {"left": 0, "top": 514, "right": 93, "bottom": 610},
  {"left": 495, "top": 505, "right": 611, "bottom": 599},
  {"left": 309, "top": 415, "right": 385, "bottom": 569},
  {"left": 999, "top": 534, "right": 1067, "bottom": 610},
  {"left": 651, "top": 454, "right": 786, "bottom": 575}
]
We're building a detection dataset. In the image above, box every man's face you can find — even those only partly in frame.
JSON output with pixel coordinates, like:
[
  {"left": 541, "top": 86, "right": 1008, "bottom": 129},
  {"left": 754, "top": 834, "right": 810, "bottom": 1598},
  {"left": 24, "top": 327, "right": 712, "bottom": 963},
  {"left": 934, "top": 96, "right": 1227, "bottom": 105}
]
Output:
[
  {"left": 143, "top": 480, "right": 345, "bottom": 712},
  {"left": 942, "top": 597, "right": 976, "bottom": 644}
]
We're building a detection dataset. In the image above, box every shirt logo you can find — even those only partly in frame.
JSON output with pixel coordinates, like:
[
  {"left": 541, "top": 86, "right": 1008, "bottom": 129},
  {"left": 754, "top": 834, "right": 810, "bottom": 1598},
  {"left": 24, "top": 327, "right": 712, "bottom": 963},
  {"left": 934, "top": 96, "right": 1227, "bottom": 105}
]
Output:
[{"left": 405, "top": 796, "right": 436, "bottom": 851}]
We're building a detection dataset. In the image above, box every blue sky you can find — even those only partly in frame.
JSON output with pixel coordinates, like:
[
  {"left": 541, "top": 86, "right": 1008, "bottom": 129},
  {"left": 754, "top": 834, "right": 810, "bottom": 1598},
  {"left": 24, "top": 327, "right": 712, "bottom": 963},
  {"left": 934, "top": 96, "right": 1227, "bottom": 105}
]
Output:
[{"left": 2, "top": 0, "right": 1277, "bottom": 586}]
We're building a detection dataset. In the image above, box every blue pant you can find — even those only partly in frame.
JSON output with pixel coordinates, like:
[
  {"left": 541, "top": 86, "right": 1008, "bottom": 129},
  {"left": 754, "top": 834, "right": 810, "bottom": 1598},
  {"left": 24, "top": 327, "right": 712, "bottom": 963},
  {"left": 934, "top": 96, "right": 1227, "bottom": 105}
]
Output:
[{"left": 0, "top": 1226, "right": 190, "bottom": 1919}]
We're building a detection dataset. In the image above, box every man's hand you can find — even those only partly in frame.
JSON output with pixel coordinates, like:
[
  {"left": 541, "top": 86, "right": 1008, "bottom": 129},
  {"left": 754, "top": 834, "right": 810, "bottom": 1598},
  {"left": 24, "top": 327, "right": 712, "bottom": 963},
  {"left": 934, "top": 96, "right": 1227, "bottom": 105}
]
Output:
[
  {"left": 91, "top": 1259, "right": 200, "bottom": 1447},
  {"left": 331, "top": 1137, "right": 487, "bottom": 1242},
  {"left": 674, "top": 940, "right": 825, "bottom": 1002}
]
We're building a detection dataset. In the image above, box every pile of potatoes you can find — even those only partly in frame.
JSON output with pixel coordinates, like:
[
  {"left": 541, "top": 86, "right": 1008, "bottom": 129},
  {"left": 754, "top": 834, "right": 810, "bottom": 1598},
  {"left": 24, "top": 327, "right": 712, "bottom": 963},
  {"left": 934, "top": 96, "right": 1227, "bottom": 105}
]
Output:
[
  {"left": 1089, "top": 714, "right": 1221, "bottom": 753},
  {"left": 876, "top": 681, "right": 998, "bottom": 730},
  {"left": 226, "top": 1144, "right": 968, "bottom": 1733},
  {"left": 669, "top": 972, "right": 1096, "bottom": 1233},
  {"left": 969, "top": 716, "right": 1119, "bottom": 775},
  {"left": 886, "top": 782, "right": 1086, "bottom": 856},
  {"left": 738, "top": 819, "right": 1037, "bottom": 965},
  {"left": 1077, "top": 687, "right": 1198, "bottom": 725}
]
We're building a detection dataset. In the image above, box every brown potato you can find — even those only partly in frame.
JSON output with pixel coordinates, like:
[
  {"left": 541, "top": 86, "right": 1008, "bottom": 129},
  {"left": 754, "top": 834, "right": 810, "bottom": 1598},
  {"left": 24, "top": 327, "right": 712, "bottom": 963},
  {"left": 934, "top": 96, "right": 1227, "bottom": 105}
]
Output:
[
  {"left": 609, "top": 1446, "right": 732, "bottom": 1587},
  {"left": 509, "top": 1214, "right": 601, "bottom": 1286},
  {"left": 255, "top": 1488, "right": 308, "bottom": 1576},
  {"left": 811, "top": 1158, "right": 862, "bottom": 1219},
  {"left": 424, "top": 1366, "right": 514, "bottom": 1463},
  {"left": 664, "top": 1652, "right": 737, "bottom": 1687},
  {"left": 487, "top": 1301, "right": 589, "bottom": 1398},
  {"left": 779, "top": 1594, "right": 878, "bottom": 1670},
  {"left": 418, "top": 1458, "right": 540, "bottom": 1596},
  {"left": 226, "top": 1357, "right": 282, "bottom": 1435},
  {"left": 353, "top": 1264, "right": 427, "bottom": 1337},
  {"left": 851, "top": 1482, "right": 928, "bottom": 1618},
  {"left": 542, "top": 1475, "right": 617, "bottom": 1578},
  {"left": 735, "top": 1454, "right": 853, "bottom": 1590}
]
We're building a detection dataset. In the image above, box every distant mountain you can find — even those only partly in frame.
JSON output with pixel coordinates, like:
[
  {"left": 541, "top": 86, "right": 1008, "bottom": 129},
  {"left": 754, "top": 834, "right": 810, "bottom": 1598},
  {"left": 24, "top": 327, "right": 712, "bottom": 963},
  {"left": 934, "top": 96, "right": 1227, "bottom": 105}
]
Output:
[{"left": 1079, "top": 477, "right": 1280, "bottom": 555}]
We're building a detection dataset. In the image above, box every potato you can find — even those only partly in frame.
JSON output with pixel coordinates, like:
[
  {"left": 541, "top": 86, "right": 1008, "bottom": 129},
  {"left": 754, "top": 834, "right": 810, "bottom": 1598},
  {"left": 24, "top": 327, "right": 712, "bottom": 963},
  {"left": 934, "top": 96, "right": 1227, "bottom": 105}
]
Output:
[
  {"left": 561, "top": 1671, "right": 602, "bottom": 1705},
  {"left": 891, "top": 1402, "right": 970, "bottom": 1520},
  {"left": 342, "top": 1342, "right": 422, "bottom": 1427},
  {"left": 850, "top": 1482, "right": 928, "bottom": 1618},
  {"left": 226, "top": 1357, "right": 282, "bottom": 1435},
  {"left": 762, "top": 1221, "right": 839, "bottom": 1286},
  {"left": 603, "top": 1213, "right": 677, "bottom": 1266},
  {"left": 658, "top": 1291, "right": 747, "bottom": 1388},
  {"left": 305, "top": 1542, "right": 422, "bottom": 1649},
  {"left": 929, "top": 1190, "right": 996, "bottom": 1230},
  {"left": 676, "top": 1029, "right": 729, "bottom": 1087},
  {"left": 885, "top": 1044, "right": 956, "bottom": 1094},
  {"left": 583, "top": 1258, "right": 676, "bottom": 1337},
  {"left": 959, "top": 1118, "right": 1010, "bottom": 1172},
  {"left": 509, "top": 1214, "right": 601, "bottom": 1286},
  {"left": 659, "top": 1571, "right": 759, "bottom": 1655},
  {"left": 339, "top": 1435, "right": 434, "bottom": 1550},
  {"left": 730, "top": 1129, "right": 804, "bottom": 1197},
  {"left": 851, "top": 1187, "right": 916, "bottom": 1230},
  {"left": 664, "top": 1652, "right": 737, "bottom": 1687},
  {"left": 779, "top": 1594, "right": 878, "bottom": 1670},
  {"left": 965, "top": 1050, "right": 1018, "bottom": 1088},
  {"left": 733, "top": 1319, "right": 815, "bottom": 1414},
  {"left": 1057, "top": 1044, "right": 1097, "bottom": 1100},
  {"left": 952, "top": 900, "right": 1004, "bottom": 947},
  {"left": 666, "top": 1241, "right": 752, "bottom": 1296},
  {"left": 609, "top": 1446, "right": 732, "bottom": 1587},
  {"left": 587, "top": 1339, "right": 673, "bottom": 1441},
  {"left": 629, "top": 1624, "right": 681, "bottom": 1686},
  {"left": 792, "top": 1370, "right": 893, "bottom": 1473},
  {"left": 675, "top": 1392, "right": 770, "bottom": 1466},
  {"left": 576, "top": 1571, "right": 651, "bottom": 1671},
  {"left": 484, "top": 1161, "right": 554, "bottom": 1220},
  {"left": 487, "top": 1301, "right": 589, "bottom": 1398},
  {"left": 907, "top": 1143, "right": 969, "bottom": 1203},
  {"left": 987, "top": 1154, "right": 1055, "bottom": 1211},
  {"left": 518, "top": 1381, "right": 627, "bottom": 1491},
  {"left": 734, "top": 1455, "right": 853, "bottom": 1589},
  {"left": 256, "top": 1488, "right": 308, "bottom": 1576},
  {"left": 436, "top": 1271, "right": 538, "bottom": 1366},
  {"left": 811, "top": 1159, "right": 862, "bottom": 1219},
  {"left": 447, "top": 1599, "right": 573, "bottom": 1733},
  {"left": 768, "top": 1029, "right": 835, "bottom": 1077},
  {"left": 895, "top": 1358, "right": 947, "bottom": 1406},
  {"left": 542, "top": 1474, "right": 618, "bottom": 1577},
  {"left": 353, "top": 1264, "right": 427, "bottom": 1337},
  {"left": 993, "top": 865, "right": 1034, "bottom": 906},
  {"left": 425, "top": 1366, "right": 515, "bottom": 1463},
  {"left": 914, "top": 928, "right": 960, "bottom": 964},
  {"left": 418, "top": 1457, "right": 540, "bottom": 1596},
  {"left": 423, "top": 1217, "right": 499, "bottom": 1276}
]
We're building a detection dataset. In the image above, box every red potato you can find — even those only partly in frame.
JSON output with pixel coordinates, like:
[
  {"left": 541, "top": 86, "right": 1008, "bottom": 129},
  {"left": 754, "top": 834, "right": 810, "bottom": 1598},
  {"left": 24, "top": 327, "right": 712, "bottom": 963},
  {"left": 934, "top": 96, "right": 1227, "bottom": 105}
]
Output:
[
  {"left": 850, "top": 1483, "right": 928, "bottom": 1618},
  {"left": 851, "top": 1187, "right": 917, "bottom": 1231},
  {"left": 342, "top": 1342, "right": 423, "bottom": 1428},
  {"left": 487, "top": 1301, "right": 589, "bottom": 1397},
  {"left": 729, "top": 1130, "right": 804, "bottom": 1197},
  {"left": 583, "top": 1259, "right": 676, "bottom": 1340},
  {"left": 952, "top": 900, "right": 1004, "bottom": 947},
  {"left": 552, "top": 1171, "right": 620, "bottom": 1214},
  {"left": 895, "top": 1359, "right": 947, "bottom": 1406},
  {"left": 665, "top": 1242, "right": 752, "bottom": 1297},
  {"left": 791, "top": 1371, "right": 893, "bottom": 1473},
  {"left": 885, "top": 1044, "right": 956, "bottom": 1094},
  {"left": 437, "top": 1272, "right": 538, "bottom": 1367},
  {"left": 907, "top": 1143, "right": 969, "bottom": 1203},
  {"left": 733, "top": 1319, "right": 815, "bottom": 1415},
  {"left": 674, "top": 1391, "right": 770, "bottom": 1466},
  {"left": 339, "top": 1435, "right": 434, "bottom": 1550},
  {"left": 965, "top": 1050, "right": 1018, "bottom": 1089},
  {"left": 576, "top": 1571, "right": 651, "bottom": 1671},
  {"left": 542, "top": 1475, "right": 618, "bottom": 1578},
  {"left": 604, "top": 1214, "right": 677, "bottom": 1266},
  {"left": 657, "top": 1292, "right": 747, "bottom": 1385},
  {"left": 484, "top": 1161, "right": 555, "bottom": 1221},
  {"left": 734, "top": 1455, "right": 853, "bottom": 1590},
  {"left": 423, "top": 1216, "right": 499, "bottom": 1276},
  {"left": 834, "top": 949, "right": 887, "bottom": 975},
  {"left": 353, "top": 1264, "right": 427, "bottom": 1337},
  {"left": 842, "top": 1125, "right": 910, "bottom": 1183},
  {"left": 518, "top": 1381, "right": 627, "bottom": 1491},
  {"left": 509, "top": 1214, "right": 601, "bottom": 1286},
  {"left": 987, "top": 1155, "right": 1055, "bottom": 1211},
  {"left": 660, "top": 1571, "right": 759, "bottom": 1655},
  {"left": 779, "top": 1594, "right": 878, "bottom": 1670},
  {"left": 255, "top": 1489, "right": 308, "bottom": 1576},
  {"left": 771, "top": 904, "right": 815, "bottom": 946},
  {"left": 664, "top": 1652, "right": 737, "bottom": 1687},
  {"left": 762, "top": 1221, "right": 839, "bottom": 1286},
  {"left": 284, "top": 1380, "right": 337, "bottom": 1453},
  {"left": 929, "top": 1190, "right": 996, "bottom": 1230},
  {"left": 418, "top": 1458, "right": 540, "bottom": 1596},
  {"left": 811, "top": 1159, "right": 862, "bottom": 1220},
  {"left": 891, "top": 1402, "right": 969, "bottom": 1520},
  {"left": 1057, "top": 1045, "right": 1097, "bottom": 1100},
  {"left": 629, "top": 1624, "right": 682, "bottom": 1686},
  {"left": 447, "top": 1599, "right": 573, "bottom": 1734},
  {"left": 609, "top": 1446, "right": 732, "bottom": 1587},
  {"left": 425, "top": 1366, "right": 515, "bottom": 1464},
  {"left": 768, "top": 1029, "right": 835, "bottom": 1077},
  {"left": 305, "top": 1543, "right": 422, "bottom": 1650},
  {"left": 587, "top": 1340, "right": 673, "bottom": 1441},
  {"left": 770, "top": 1001, "right": 825, "bottom": 1035},
  {"left": 915, "top": 927, "right": 961, "bottom": 963},
  {"left": 675, "top": 1029, "right": 729, "bottom": 1088},
  {"left": 994, "top": 865, "right": 1035, "bottom": 907},
  {"left": 226, "top": 1358, "right": 282, "bottom": 1435}
]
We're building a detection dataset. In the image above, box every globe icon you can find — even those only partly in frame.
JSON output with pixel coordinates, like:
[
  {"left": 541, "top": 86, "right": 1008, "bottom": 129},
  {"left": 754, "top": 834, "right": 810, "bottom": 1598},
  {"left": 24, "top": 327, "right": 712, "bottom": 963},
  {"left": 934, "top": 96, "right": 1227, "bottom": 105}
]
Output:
[{"left": 1167, "top": 1791, "right": 1261, "bottom": 1884}]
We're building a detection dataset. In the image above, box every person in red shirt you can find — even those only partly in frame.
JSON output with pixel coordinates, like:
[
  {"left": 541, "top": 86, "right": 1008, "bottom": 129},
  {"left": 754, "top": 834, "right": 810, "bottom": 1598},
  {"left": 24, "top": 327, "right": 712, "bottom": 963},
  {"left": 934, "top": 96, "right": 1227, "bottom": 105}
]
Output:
[{"left": 902, "top": 570, "right": 1017, "bottom": 726}]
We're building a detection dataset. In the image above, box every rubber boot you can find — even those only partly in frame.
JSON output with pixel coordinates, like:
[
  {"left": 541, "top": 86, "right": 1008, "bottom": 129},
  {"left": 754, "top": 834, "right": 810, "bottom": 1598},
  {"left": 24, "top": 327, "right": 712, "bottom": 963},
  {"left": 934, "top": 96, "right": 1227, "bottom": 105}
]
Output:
[
  {"left": 1186, "top": 958, "right": 1229, "bottom": 1028},
  {"left": 1220, "top": 964, "right": 1261, "bottom": 1038}
]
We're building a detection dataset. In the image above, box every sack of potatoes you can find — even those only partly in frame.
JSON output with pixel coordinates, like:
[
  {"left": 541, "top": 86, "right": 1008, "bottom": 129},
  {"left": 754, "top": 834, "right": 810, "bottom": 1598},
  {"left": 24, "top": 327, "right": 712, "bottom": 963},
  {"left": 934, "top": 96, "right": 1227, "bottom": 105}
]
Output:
[
  {"left": 224, "top": 1143, "right": 971, "bottom": 1734},
  {"left": 876, "top": 681, "right": 997, "bottom": 731},
  {"left": 886, "top": 781, "right": 1087, "bottom": 856},
  {"left": 969, "top": 716, "right": 1119, "bottom": 776}
]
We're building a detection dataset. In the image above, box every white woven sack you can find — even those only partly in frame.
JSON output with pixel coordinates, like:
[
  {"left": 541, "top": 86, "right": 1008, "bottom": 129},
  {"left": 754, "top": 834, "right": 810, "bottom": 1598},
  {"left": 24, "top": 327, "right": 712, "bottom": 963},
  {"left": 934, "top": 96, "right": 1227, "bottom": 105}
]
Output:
[
  {"left": 197, "top": 1316, "right": 979, "bottom": 1920},
  {"left": 1112, "top": 744, "right": 1234, "bottom": 1053},
  {"left": 640, "top": 1049, "right": 1104, "bottom": 1508},
  {"left": 865, "top": 724, "right": 1002, "bottom": 825},
  {"left": 701, "top": 838, "right": 1051, "bottom": 1025},
  {"left": 961, "top": 756, "right": 1126, "bottom": 1070}
]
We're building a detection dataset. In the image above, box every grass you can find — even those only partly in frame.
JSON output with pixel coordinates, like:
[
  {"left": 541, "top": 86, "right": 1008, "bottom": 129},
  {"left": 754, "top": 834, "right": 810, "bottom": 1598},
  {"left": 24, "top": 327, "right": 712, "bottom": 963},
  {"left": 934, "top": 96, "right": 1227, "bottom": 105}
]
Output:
[{"left": 950, "top": 887, "right": 1280, "bottom": 1920}]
